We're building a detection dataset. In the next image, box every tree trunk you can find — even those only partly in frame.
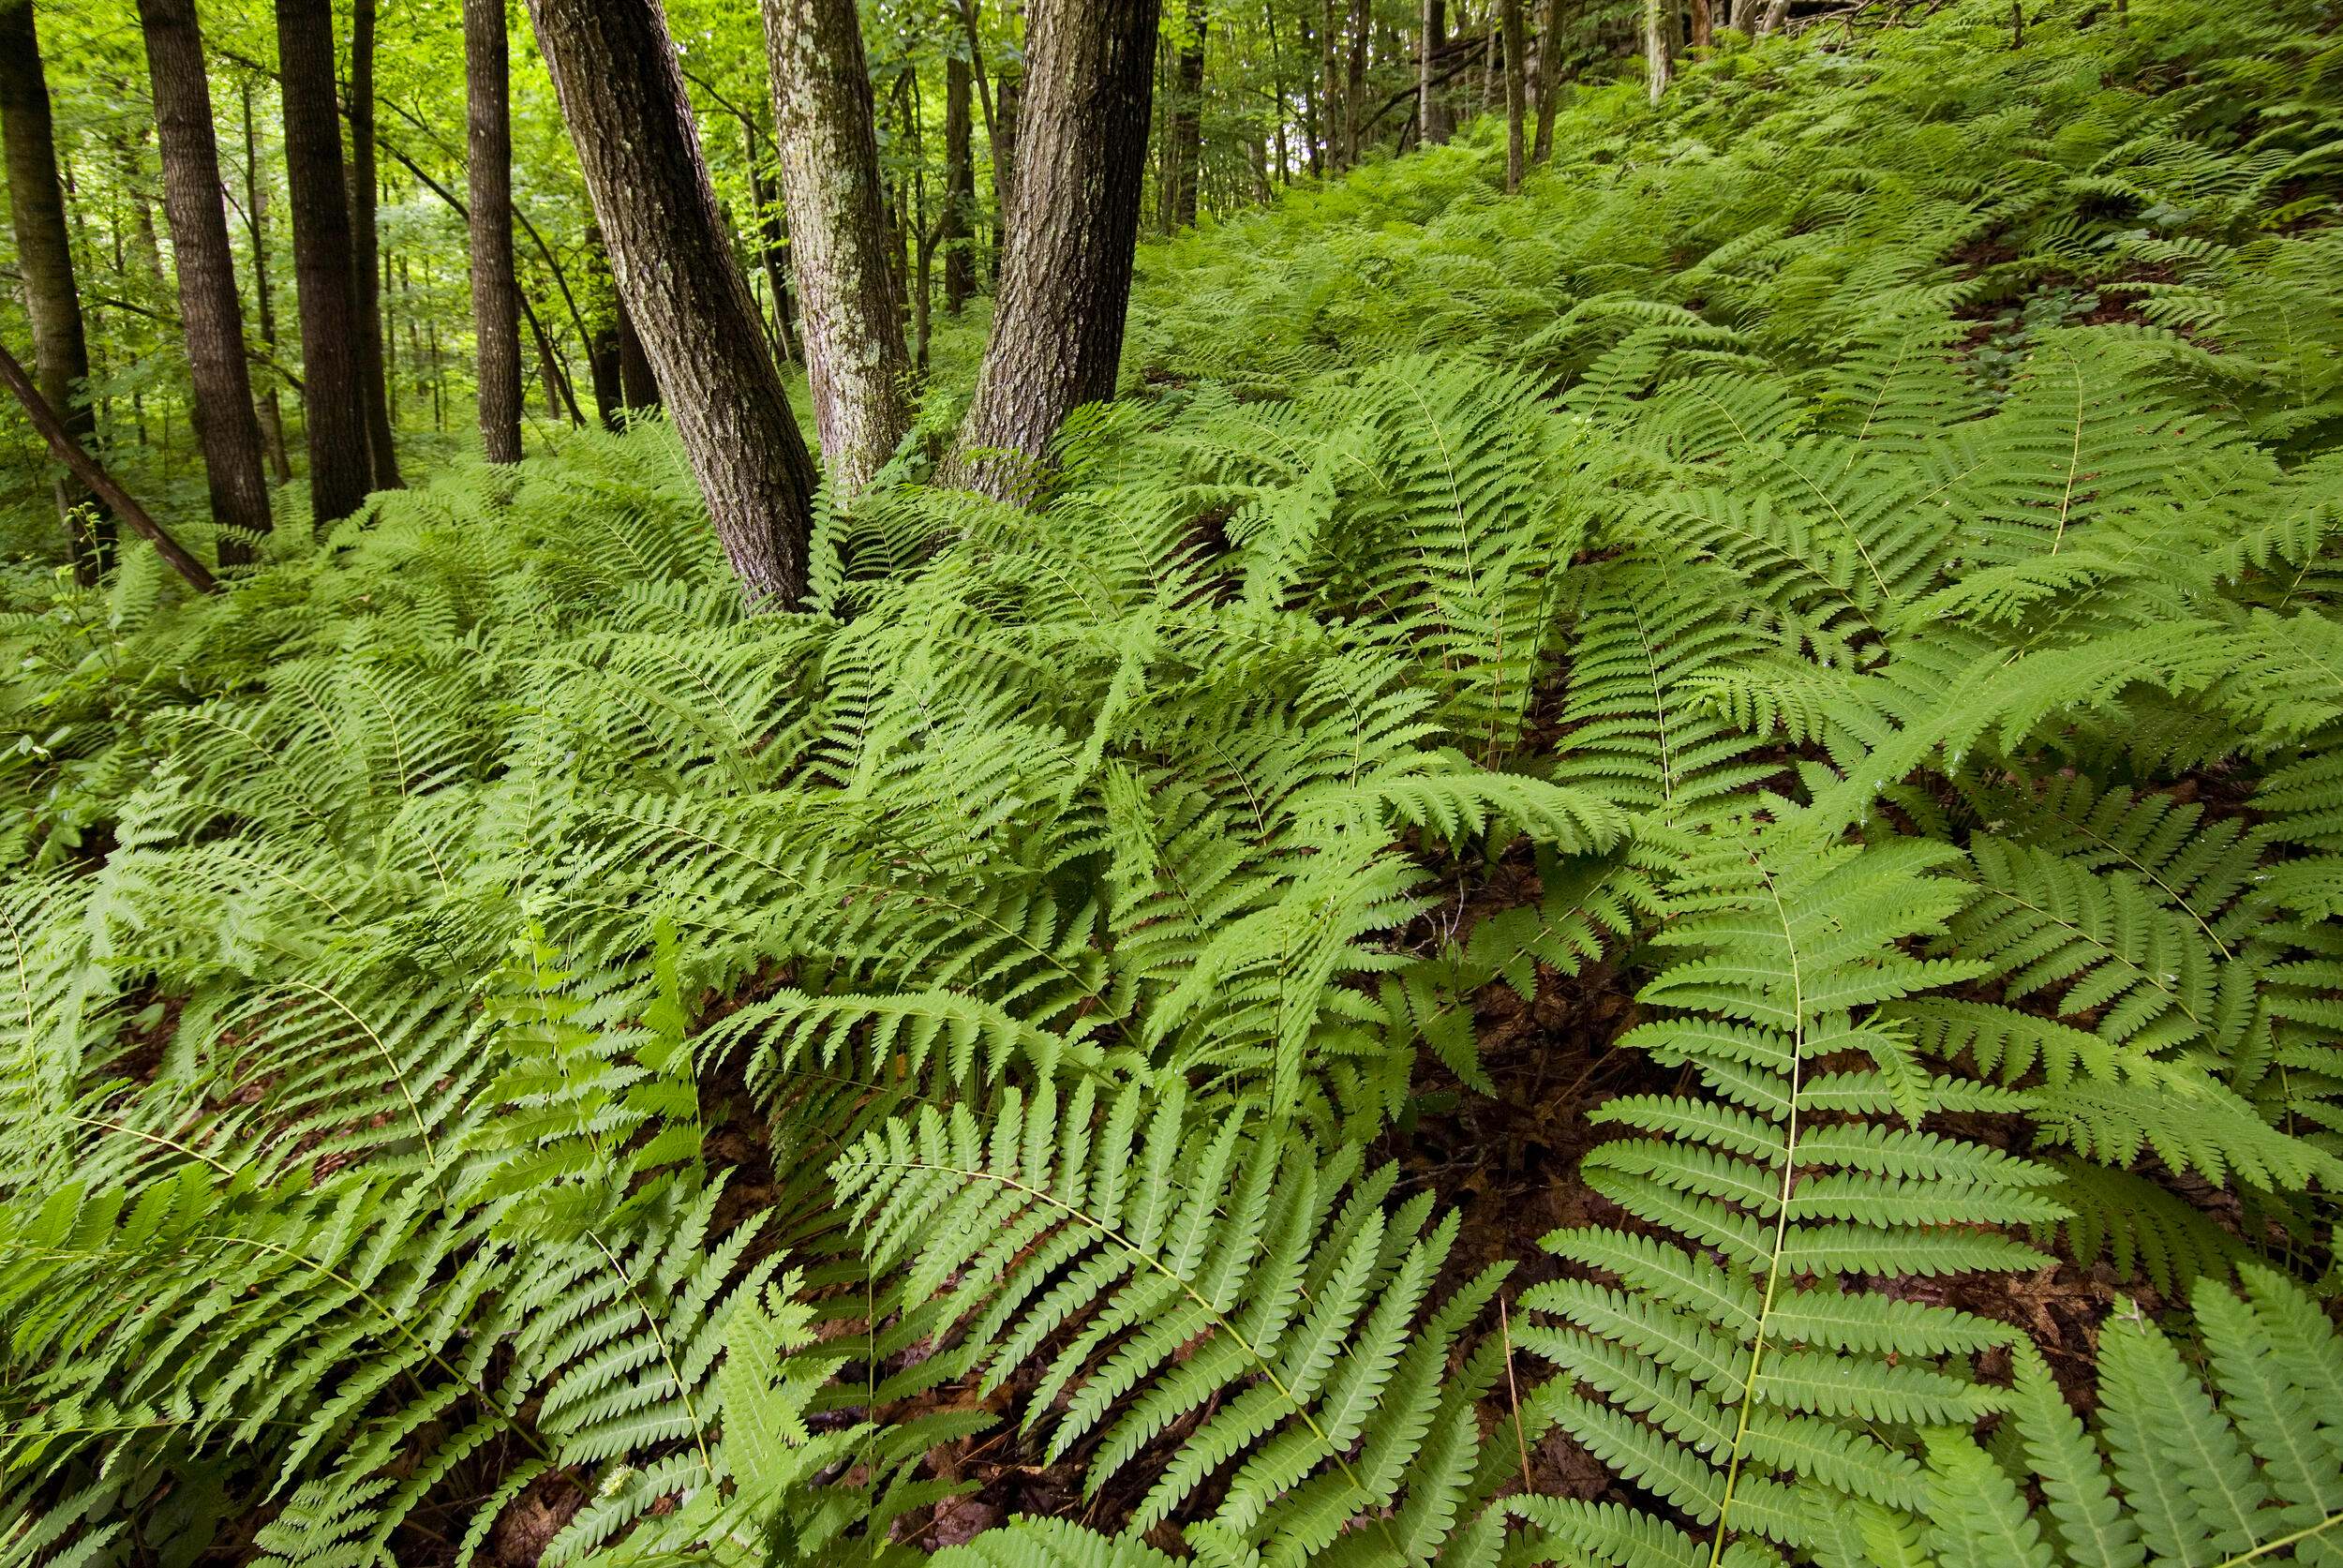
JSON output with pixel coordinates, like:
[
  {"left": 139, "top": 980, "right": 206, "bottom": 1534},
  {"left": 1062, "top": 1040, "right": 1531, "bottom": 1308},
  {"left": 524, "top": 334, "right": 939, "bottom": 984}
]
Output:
[
  {"left": 746, "top": 152, "right": 799, "bottom": 358},
  {"left": 588, "top": 322, "right": 622, "bottom": 428},
  {"left": 761, "top": 0, "right": 913, "bottom": 497},
  {"left": 1645, "top": 0, "right": 1670, "bottom": 103},
  {"left": 240, "top": 81, "right": 292, "bottom": 485},
  {"left": 1531, "top": 0, "right": 1566, "bottom": 161},
  {"left": 463, "top": 0, "right": 522, "bottom": 465},
  {"left": 528, "top": 0, "right": 818, "bottom": 605},
  {"left": 1317, "top": 0, "right": 1340, "bottom": 173},
  {"left": 0, "top": 0, "right": 112, "bottom": 581},
  {"left": 616, "top": 298, "right": 658, "bottom": 411},
  {"left": 1420, "top": 0, "right": 1448, "bottom": 146},
  {"left": 137, "top": 0, "right": 272, "bottom": 566},
  {"left": 1690, "top": 0, "right": 1711, "bottom": 50},
  {"left": 940, "top": 0, "right": 1160, "bottom": 500},
  {"left": 1344, "top": 0, "right": 1368, "bottom": 167},
  {"left": 348, "top": 0, "right": 401, "bottom": 487},
  {"left": 1166, "top": 0, "right": 1204, "bottom": 229},
  {"left": 1501, "top": 0, "right": 1526, "bottom": 190},
  {"left": 1758, "top": 0, "right": 1790, "bottom": 36},
  {"left": 276, "top": 0, "right": 371, "bottom": 528},
  {"left": 944, "top": 53, "right": 976, "bottom": 306}
]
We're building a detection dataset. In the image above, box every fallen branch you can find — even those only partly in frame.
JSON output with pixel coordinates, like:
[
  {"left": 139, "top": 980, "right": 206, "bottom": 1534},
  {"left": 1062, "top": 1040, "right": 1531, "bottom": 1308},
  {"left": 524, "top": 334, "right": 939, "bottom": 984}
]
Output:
[{"left": 0, "top": 340, "right": 220, "bottom": 594}]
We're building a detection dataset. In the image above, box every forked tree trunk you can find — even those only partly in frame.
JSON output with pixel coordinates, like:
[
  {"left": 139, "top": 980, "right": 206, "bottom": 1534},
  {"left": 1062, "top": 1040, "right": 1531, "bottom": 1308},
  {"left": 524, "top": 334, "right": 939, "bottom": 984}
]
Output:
[
  {"left": 944, "top": 52, "right": 976, "bottom": 307},
  {"left": 939, "top": 0, "right": 1161, "bottom": 501},
  {"left": 276, "top": 0, "right": 372, "bottom": 527},
  {"left": 465, "top": 0, "right": 522, "bottom": 464},
  {"left": 1501, "top": 0, "right": 1526, "bottom": 190},
  {"left": 529, "top": 0, "right": 818, "bottom": 605},
  {"left": 137, "top": 0, "right": 272, "bottom": 565},
  {"left": 349, "top": 0, "right": 401, "bottom": 486},
  {"left": 1166, "top": 0, "right": 1205, "bottom": 230},
  {"left": 0, "top": 0, "right": 112, "bottom": 581},
  {"left": 761, "top": 0, "right": 913, "bottom": 497}
]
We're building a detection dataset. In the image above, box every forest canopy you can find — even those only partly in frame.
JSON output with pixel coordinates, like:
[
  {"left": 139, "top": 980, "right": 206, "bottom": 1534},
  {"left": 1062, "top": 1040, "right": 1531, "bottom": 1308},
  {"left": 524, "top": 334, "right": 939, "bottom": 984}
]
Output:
[{"left": 5, "top": 1, "right": 2343, "bottom": 1565}]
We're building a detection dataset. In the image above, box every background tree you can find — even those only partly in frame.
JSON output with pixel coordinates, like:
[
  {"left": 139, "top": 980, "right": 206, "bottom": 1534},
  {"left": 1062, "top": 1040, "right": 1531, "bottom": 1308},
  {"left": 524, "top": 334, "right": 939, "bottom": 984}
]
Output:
[
  {"left": 465, "top": 0, "right": 521, "bottom": 465},
  {"left": 349, "top": 0, "right": 400, "bottom": 487},
  {"left": 1502, "top": 0, "right": 1527, "bottom": 189},
  {"left": 528, "top": 0, "right": 818, "bottom": 603},
  {"left": 0, "top": 0, "right": 111, "bottom": 580},
  {"left": 275, "top": 0, "right": 372, "bottom": 527},
  {"left": 943, "top": 51, "right": 975, "bottom": 309},
  {"left": 136, "top": 0, "right": 270, "bottom": 565},
  {"left": 1165, "top": 0, "right": 1205, "bottom": 231},
  {"left": 942, "top": 0, "right": 1161, "bottom": 500},
  {"left": 762, "top": 0, "right": 913, "bottom": 497}
]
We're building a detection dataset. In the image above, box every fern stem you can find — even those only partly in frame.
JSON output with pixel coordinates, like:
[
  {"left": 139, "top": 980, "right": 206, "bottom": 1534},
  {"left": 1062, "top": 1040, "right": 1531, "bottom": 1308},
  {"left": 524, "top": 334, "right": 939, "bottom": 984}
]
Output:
[{"left": 2217, "top": 1513, "right": 2343, "bottom": 1567}]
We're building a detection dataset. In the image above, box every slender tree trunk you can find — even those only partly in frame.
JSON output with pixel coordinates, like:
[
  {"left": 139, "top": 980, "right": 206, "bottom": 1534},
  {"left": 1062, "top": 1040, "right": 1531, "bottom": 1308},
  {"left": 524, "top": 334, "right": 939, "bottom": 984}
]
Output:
[
  {"left": 348, "top": 0, "right": 401, "bottom": 486},
  {"left": 240, "top": 81, "right": 292, "bottom": 484},
  {"left": 1759, "top": 0, "right": 1789, "bottom": 37},
  {"left": 1690, "top": 0, "right": 1710, "bottom": 49},
  {"left": 1531, "top": 0, "right": 1566, "bottom": 161},
  {"left": 1501, "top": 0, "right": 1526, "bottom": 190},
  {"left": 761, "top": 0, "right": 914, "bottom": 497},
  {"left": 940, "top": 0, "right": 1161, "bottom": 500},
  {"left": 0, "top": 343, "right": 216, "bottom": 592},
  {"left": 137, "top": 0, "right": 272, "bottom": 565},
  {"left": 1645, "top": 0, "right": 1670, "bottom": 102},
  {"left": 1344, "top": 0, "right": 1368, "bottom": 166},
  {"left": 1420, "top": 0, "right": 1449, "bottom": 145},
  {"left": 588, "top": 323, "right": 621, "bottom": 427},
  {"left": 944, "top": 54, "right": 976, "bottom": 306},
  {"left": 276, "top": 0, "right": 371, "bottom": 527},
  {"left": 1317, "top": 0, "right": 1340, "bottom": 172},
  {"left": 528, "top": 0, "right": 819, "bottom": 605},
  {"left": 1166, "top": 0, "right": 1205, "bottom": 229},
  {"left": 0, "top": 0, "right": 112, "bottom": 581},
  {"left": 994, "top": 61, "right": 1022, "bottom": 257},
  {"left": 746, "top": 152, "right": 799, "bottom": 359},
  {"left": 463, "top": 0, "right": 522, "bottom": 464}
]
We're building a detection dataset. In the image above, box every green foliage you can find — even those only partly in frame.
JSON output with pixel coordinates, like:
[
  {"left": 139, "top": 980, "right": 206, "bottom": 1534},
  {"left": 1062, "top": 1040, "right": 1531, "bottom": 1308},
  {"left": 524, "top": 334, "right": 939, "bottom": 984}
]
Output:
[{"left": 7, "top": 2, "right": 2343, "bottom": 1564}]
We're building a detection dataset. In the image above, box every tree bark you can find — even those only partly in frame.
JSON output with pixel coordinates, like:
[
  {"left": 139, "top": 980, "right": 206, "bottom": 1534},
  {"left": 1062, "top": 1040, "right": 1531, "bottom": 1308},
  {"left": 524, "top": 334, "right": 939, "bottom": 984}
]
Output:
[
  {"left": 1645, "top": 0, "right": 1671, "bottom": 103},
  {"left": 1317, "top": 0, "right": 1340, "bottom": 172},
  {"left": 940, "top": 0, "right": 1161, "bottom": 500},
  {"left": 1419, "top": 0, "right": 1448, "bottom": 145},
  {"left": 1165, "top": 0, "right": 1205, "bottom": 230},
  {"left": 1690, "top": 0, "right": 1711, "bottom": 49},
  {"left": 588, "top": 322, "right": 621, "bottom": 428},
  {"left": 276, "top": 0, "right": 372, "bottom": 528},
  {"left": 616, "top": 297, "right": 658, "bottom": 411},
  {"left": 0, "top": 341, "right": 217, "bottom": 592},
  {"left": 240, "top": 81, "right": 292, "bottom": 484},
  {"left": 1344, "top": 0, "right": 1368, "bottom": 167},
  {"left": 1531, "top": 0, "right": 1566, "bottom": 162},
  {"left": 761, "top": 0, "right": 913, "bottom": 497},
  {"left": 528, "top": 0, "right": 818, "bottom": 605},
  {"left": 0, "top": 0, "right": 112, "bottom": 581},
  {"left": 348, "top": 0, "right": 401, "bottom": 487},
  {"left": 137, "top": 0, "right": 272, "bottom": 566},
  {"left": 944, "top": 52, "right": 976, "bottom": 306},
  {"left": 1501, "top": 0, "right": 1526, "bottom": 190},
  {"left": 464, "top": 0, "right": 522, "bottom": 464}
]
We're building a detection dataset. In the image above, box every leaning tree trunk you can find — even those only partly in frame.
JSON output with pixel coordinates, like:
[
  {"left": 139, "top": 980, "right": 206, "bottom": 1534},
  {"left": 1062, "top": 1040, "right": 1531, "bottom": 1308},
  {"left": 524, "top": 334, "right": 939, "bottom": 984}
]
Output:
[
  {"left": 137, "top": 0, "right": 272, "bottom": 565},
  {"left": 943, "top": 52, "right": 976, "bottom": 310},
  {"left": 464, "top": 0, "right": 522, "bottom": 464},
  {"left": 528, "top": 0, "right": 819, "bottom": 605},
  {"left": 276, "top": 0, "right": 372, "bottom": 528},
  {"left": 939, "top": 0, "right": 1161, "bottom": 501},
  {"left": 761, "top": 0, "right": 913, "bottom": 498},
  {"left": 1166, "top": 0, "right": 1205, "bottom": 230},
  {"left": 349, "top": 0, "right": 401, "bottom": 487},
  {"left": 1501, "top": 0, "right": 1526, "bottom": 190},
  {"left": 0, "top": 0, "right": 112, "bottom": 581}
]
